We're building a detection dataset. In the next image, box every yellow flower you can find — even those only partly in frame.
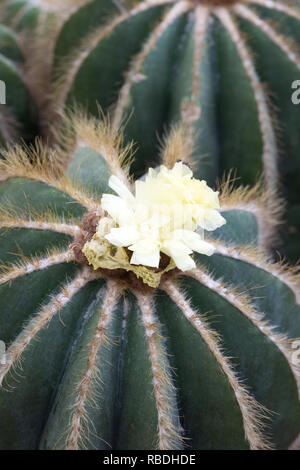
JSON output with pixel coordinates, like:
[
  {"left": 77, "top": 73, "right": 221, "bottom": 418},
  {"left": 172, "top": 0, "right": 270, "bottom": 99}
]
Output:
[{"left": 101, "top": 162, "right": 226, "bottom": 271}]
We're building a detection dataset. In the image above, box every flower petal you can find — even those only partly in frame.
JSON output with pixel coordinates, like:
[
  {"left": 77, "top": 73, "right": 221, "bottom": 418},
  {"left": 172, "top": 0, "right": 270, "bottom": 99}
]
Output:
[
  {"left": 172, "top": 229, "right": 215, "bottom": 256},
  {"left": 128, "top": 239, "right": 159, "bottom": 254},
  {"left": 161, "top": 239, "right": 195, "bottom": 271},
  {"left": 173, "top": 255, "right": 196, "bottom": 271},
  {"left": 198, "top": 210, "right": 226, "bottom": 231},
  {"left": 130, "top": 249, "right": 160, "bottom": 268},
  {"left": 105, "top": 226, "right": 140, "bottom": 247},
  {"left": 108, "top": 175, "right": 135, "bottom": 203},
  {"left": 186, "top": 237, "right": 215, "bottom": 256},
  {"left": 101, "top": 194, "right": 134, "bottom": 225}
]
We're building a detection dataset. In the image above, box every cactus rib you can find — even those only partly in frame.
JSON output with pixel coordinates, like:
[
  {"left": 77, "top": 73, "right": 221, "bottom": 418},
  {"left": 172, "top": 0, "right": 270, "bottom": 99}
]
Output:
[
  {"left": 135, "top": 291, "right": 184, "bottom": 450},
  {"left": 248, "top": 0, "right": 300, "bottom": 20},
  {"left": 183, "top": 6, "right": 209, "bottom": 123},
  {"left": 162, "top": 279, "right": 272, "bottom": 450},
  {"left": 0, "top": 266, "right": 97, "bottom": 387},
  {"left": 54, "top": 0, "right": 174, "bottom": 111},
  {"left": 234, "top": 4, "right": 300, "bottom": 69},
  {"left": 0, "top": 207, "right": 80, "bottom": 236},
  {"left": 219, "top": 175, "right": 283, "bottom": 248},
  {"left": 66, "top": 280, "right": 121, "bottom": 450},
  {"left": 189, "top": 5, "right": 209, "bottom": 113},
  {"left": 160, "top": 123, "right": 194, "bottom": 169},
  {"left": 0, "top": 143, "right": 100, "bottom": 210},
  {"left": 2, "top": 3, "right": 33, "bottom": 29},
  {"left": 185, "top": 267, "right": 300, "bottom": 386},
  {"left": 209, "top": 239, "right": 300, "bottom": 304},
  {"left": 0, "top": 248, "right": 74, "bottom": 287},
  {"left": 178, "top": 4, "right": 209, "bottom": 152},
  {"left": 112, "top": 0, "right": 192, "bottom": 130},
  {"left": 2, "top": 0, "right": 92, "bottom": 20},
  {"left": 64, "top": 112, "right": 132, "bottom": 187},
  {"left": 216, "top": 8, "right": 278, "bottom": 189}
]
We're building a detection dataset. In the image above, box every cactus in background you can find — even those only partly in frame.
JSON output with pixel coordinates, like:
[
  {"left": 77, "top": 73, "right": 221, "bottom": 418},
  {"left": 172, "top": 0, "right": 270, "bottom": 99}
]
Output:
[
  {"left": 1, "top": 0, "right": 300, "bottom": 258},
  {"left": 18, "top": 0, "right": 298, "bottom": 259},
  {"left": 0, "top": 112, "right": 299, "bottom": 450},
  {"left": 0, "top": 8, "right": 39, "bottom": 144},
  {"left": 0, "top": 0, "right": 91, "bottom": 30},
  {"left": 1, "top": 0, "right": 47, "bottom": 30},
  {"left": 0, "top": 1, "right": 94, "bottom": 140}
]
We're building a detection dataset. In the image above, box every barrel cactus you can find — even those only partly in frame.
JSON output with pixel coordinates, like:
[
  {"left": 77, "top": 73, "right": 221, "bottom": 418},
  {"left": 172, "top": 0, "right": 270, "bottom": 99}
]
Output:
[
  {"left": 1, "top": 0, "right": 300, "bottom": 257},
  {"left": 0, "top": 112, "right": 299, "bottom": 450},
  {"left": 0, "top": 1, "right": 92, "bottom": 140},
  {"left": 16, "top": 0, "right": 297, "bottom": 260},
  {"left": 0, "top": 6, "right": 38, "bottom": 144},
  {"left": 0, "top": 0, "right": 89, "bottom": 30}
]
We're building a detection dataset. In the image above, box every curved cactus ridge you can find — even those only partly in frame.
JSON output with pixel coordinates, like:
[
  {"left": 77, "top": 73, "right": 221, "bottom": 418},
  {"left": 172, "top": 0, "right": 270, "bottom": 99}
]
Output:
[
  {"left": 0, "top": 111, "right": 299, "bottom": 450},
  {"left": 24, "top": 0, "right": 299, "bottom": 259},
  {"left": 0, "top": 0, "right": 91, "bottom": 30},
  {"left": 0, "top": 0, "right": 94, "bottom": 138},
  {"left": 0, "top": 10, "right": 39, "bottom": 144}
]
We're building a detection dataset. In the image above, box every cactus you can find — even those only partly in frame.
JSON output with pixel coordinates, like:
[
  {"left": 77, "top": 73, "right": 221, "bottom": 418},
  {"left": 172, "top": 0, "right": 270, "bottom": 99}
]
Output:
[
  {"left": 15, "top": 0, "right": 296, "bottom": 259},
  {"left": 0, "top": 1, "right": 90, "bottom": 30},
  {"left": 0, "top": 10, "right": 39, "bottom": 144},
  {"left": 0, "top": 1, "right": 93, "bottom": 141},
  {"left": 1, "top": 0, "right": 300, "bottom": 257},
  {"left": 0, "top": 112, "right": 299, "bottom": 450},
  {"left": 0, "top": 0, "right": 300, "bottom": 451},
  {"left": 1, "top": 0, "right": 44, "bottom": 30}
]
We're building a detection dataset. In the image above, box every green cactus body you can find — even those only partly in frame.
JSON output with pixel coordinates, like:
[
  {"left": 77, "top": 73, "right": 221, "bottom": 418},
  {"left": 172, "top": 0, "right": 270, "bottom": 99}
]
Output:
[
  {"left": 0, "top": 114, "right": 299, "bottom": 450},
  {"left": 0, "top": 1, "right": 92, "bottom": 31},
  {"left": 0, "top": 16, "right": 38, "bottom": 143},
  {"left": 1, "top": 0, "right": 40, "bottom": 30},
  {"left": 27, "top": 0, "right": 298, "bottom": 260},
  {"left": 0, "top": 1, "right": 96, "bottom": 141}
]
